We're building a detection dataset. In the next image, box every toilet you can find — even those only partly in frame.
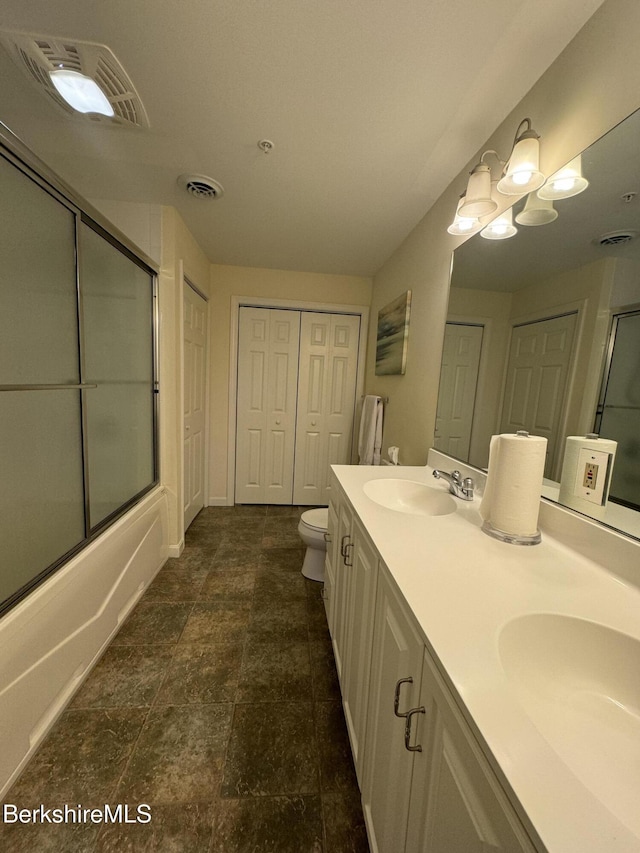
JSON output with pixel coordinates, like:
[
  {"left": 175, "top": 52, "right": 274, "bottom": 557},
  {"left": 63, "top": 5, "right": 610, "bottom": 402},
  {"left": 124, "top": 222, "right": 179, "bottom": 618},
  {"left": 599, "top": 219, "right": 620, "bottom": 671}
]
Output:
[{"left": 298, "top": 507, "right": 329, "bottom": 582}]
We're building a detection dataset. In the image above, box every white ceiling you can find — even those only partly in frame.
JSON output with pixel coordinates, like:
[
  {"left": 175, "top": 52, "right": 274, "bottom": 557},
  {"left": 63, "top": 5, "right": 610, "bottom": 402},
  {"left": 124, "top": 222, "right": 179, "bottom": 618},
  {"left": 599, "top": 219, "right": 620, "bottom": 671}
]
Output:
[{"left": 0, "top": 0, "right": 605, "bottom": 276}]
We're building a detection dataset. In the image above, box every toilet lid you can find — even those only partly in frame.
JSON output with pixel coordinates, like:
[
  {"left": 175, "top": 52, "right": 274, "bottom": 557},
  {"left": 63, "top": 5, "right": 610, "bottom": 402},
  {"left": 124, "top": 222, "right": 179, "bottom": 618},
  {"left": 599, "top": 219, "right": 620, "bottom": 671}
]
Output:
[{"left": 301, "top": 507, "right": 329, "bottom": 531}]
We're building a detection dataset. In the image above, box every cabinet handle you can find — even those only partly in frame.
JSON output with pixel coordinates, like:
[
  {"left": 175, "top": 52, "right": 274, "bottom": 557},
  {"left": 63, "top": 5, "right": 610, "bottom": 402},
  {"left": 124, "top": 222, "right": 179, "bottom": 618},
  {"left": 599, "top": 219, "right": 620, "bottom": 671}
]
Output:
[
  {"left": 340, "top": 534, "right": 351, "bottom": 557},
  {"left": 393, "top": 677, "right": 413, "bottom": 718},
  {"left": 404, "top": 706, "right": 426, "bottom": 752},
  {"left": 344, "top": 542, "right": 354, "bottom": 566},
  {"left": 324, "top": 532, "right": 332, "bottom": 544},
  {"left": 320, "top": 586, "right": 329, "bottom": 601}
]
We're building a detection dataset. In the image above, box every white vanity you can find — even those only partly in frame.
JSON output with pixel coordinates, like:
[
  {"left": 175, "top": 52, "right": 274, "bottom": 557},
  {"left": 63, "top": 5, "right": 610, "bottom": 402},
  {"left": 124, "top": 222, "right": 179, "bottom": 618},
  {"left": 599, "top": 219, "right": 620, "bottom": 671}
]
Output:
[{"left": 325, "top": 457, "right": 640, "bottom": 853}]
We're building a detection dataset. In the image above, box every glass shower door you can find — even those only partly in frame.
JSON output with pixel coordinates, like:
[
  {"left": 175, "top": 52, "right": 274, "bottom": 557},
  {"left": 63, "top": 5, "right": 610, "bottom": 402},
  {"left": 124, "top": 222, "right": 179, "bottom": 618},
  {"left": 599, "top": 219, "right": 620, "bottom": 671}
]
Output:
[
  {"left": 80, "top": 223, "right": 156, "bottom": 530},
  {"left": 596, "top": 310, "right": 640, "bottom": 510},
  {"left": 0, "top": 155, "right": 86, "bottom": 605}
]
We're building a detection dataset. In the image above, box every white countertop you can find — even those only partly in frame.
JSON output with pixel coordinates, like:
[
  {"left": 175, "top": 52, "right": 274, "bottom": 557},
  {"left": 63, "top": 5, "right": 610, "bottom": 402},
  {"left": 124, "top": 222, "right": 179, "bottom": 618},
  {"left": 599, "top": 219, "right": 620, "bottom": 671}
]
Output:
[{"left": 332, "top": 463, "right": 640, "bottom": 853}]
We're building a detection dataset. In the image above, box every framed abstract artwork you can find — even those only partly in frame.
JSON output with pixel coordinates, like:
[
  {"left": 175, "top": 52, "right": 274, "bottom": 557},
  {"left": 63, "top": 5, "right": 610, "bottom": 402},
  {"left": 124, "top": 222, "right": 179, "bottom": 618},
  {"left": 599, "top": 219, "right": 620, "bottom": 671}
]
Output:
[{"left": 375, "top": 290, "right": 412, "bottom": 375}]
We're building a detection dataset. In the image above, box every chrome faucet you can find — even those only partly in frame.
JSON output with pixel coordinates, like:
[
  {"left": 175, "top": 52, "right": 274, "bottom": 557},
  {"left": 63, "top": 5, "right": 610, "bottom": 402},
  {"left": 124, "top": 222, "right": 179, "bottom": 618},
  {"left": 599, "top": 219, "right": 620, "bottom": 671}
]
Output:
[{"left": 432, "top": 469, "right": 474, "bottom": 501}]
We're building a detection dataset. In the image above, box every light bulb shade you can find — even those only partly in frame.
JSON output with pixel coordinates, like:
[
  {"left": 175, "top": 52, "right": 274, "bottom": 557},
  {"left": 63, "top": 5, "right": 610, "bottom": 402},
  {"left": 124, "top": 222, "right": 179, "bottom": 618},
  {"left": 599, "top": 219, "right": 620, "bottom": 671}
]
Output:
[
  {"left": 537, "top": 154, "right": 589, "bottom": 200},
  {"left": 515, "top": 193, "right": 558, "bottom": 226},
  {"left": 49, "top": 69, "right": 114, "bottom": 116},
  {"left": 497, "top": 135, "right": 544, "bottom": 195},
  {"left": 447, "top": 195, "right": 482, "bottom": 236},
  {"left": 480, "top": 207, "right": 517, "bottom": 240},
  {"left": 459, "top": 163, "right": 498, "bottom": 218}
]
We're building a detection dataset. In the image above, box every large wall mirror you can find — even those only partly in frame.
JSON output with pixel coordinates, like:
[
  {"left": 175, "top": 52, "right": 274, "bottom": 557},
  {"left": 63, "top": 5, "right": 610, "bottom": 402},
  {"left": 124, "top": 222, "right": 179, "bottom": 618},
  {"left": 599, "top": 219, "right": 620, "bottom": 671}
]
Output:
[{"left": 436, "top": 107, "right": 640, "bottom": 540}]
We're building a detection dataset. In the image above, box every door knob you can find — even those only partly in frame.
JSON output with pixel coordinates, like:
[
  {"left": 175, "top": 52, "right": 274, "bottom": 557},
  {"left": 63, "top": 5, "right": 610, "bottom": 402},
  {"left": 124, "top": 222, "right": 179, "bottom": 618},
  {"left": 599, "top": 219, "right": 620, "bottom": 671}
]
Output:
[
  {"left": 311, "top": 420, "right": 317, "bottom": 426},
  {"left": 275, "top": 419, "right": 281, "bottom": 425},
  {"left": 185, "top": 425, "right": 191, "bottom": 432}
]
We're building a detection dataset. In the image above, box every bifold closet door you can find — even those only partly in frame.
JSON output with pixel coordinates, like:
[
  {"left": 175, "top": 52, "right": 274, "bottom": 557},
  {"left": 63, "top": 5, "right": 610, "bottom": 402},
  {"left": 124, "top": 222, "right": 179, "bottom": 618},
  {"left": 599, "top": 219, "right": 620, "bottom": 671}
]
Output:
[
  {"left": 293, "top": 313, "right": 360, "bottom": 505},
  {"left": 235, "top": 307, "right": 301, "bottom": 504}
]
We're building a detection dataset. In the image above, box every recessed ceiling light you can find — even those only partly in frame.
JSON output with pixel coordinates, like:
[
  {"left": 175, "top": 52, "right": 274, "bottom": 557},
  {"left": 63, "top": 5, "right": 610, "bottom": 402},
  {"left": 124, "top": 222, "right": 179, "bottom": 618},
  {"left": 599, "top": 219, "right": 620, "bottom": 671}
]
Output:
[{"left": 49, "top": 68, "right": 114, "bottom": 116}]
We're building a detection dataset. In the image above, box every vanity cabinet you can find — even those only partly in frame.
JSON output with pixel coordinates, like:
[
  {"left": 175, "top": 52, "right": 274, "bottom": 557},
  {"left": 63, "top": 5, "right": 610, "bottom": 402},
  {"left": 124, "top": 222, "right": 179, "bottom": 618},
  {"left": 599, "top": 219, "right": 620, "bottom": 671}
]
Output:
[
  {"left": 362, "top": 563, "right": 426, "bottom": 852},
  {"left": 326, "top": 480, "right": 378, "bottom": 782},
  {"left": 323, "top": 496, "right": 339, "bottom": 627},
  {"left": 406, "top": 643, "right": 537, "bottom": 853},
  {"left": 362, "top": 565, "right": 536, "bottom": 853},
  {"left": 341, "top": 515, "right": 379, "bottom": 783}
]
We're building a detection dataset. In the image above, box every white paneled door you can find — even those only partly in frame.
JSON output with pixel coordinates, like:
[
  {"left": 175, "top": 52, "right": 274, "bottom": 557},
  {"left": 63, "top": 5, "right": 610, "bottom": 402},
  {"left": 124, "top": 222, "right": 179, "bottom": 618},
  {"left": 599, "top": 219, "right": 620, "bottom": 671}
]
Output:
[
  {"left": 235, "top": 307, "right": 301, "bottom": 504},
  {"left": 500, "top": 312, "right": 577, "bottom": 478},
  {"left": 235, "top": 307, "right": 361, "bottom": 505},
  {"left": 434, "top": 323, "right": 483, "bottom": 462},
  {"left": 293, "top": 312, "right": 361, "bottom": 504},
  {"left": 183, "top": 284, "right": 208, "bottom": 530}
]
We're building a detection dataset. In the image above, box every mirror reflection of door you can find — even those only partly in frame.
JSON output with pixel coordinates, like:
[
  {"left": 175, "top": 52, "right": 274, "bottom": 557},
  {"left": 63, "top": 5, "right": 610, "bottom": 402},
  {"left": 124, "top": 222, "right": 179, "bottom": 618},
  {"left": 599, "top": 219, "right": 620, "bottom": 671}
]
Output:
[
  {"left": 434, "top": 323, "right": 483, "bottom": 462},
  {"left": 596, "top": 309, "right": 640, "bottom": 510},
  {"left": 500, "top": 312, "right": 577, "bottom": 479}
]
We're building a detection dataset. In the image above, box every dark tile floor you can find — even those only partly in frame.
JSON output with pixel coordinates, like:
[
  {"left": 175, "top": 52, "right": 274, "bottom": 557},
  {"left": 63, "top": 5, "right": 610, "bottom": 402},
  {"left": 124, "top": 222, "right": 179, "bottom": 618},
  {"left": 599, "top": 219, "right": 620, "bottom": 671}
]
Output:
[{"left": 0, "top": 505, "right": 370, "bottom": 853}]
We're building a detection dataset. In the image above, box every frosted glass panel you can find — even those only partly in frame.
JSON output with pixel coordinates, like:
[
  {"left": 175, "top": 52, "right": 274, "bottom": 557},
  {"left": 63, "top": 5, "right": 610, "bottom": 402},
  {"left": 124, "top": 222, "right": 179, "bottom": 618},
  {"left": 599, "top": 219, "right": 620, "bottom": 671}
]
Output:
[
  {"left": 80, "top": 224, "right": 155, "bottom": 528},
  {"left": 0, "top": 155, "right": 80, "bottom": 384},
  {"left": 0, "top": 154, "right": 85, "bottom": 604},
  {"left": 0, "top": 392, "right": 85, "bottom": 603}
]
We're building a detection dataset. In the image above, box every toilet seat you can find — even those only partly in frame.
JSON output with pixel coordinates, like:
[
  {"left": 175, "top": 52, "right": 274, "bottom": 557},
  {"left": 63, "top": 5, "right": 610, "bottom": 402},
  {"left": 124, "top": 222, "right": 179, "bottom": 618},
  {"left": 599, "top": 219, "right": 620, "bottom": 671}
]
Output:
[{"left": 300, "top": 507, "right": 328, "bottom": 532}]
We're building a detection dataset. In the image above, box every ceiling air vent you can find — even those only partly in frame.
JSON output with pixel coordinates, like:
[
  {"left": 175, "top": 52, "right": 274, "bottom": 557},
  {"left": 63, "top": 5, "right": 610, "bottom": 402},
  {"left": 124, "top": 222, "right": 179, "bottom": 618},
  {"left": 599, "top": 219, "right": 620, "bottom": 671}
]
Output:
[
  {"left": 178, "top": 174, "right": 225, "bottom": 200},
  {"left": 0, "top": 30, "right": 150, "bottom": 128},
  {"left": 596, "top": 230, "right": 638, "bottom": 247}
]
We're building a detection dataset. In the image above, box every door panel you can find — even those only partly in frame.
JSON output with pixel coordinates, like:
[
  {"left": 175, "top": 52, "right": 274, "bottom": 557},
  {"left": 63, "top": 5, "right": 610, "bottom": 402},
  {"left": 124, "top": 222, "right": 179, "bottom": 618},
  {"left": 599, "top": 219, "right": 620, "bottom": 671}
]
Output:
[
  {"left": 500, "top": 313, "right": 577, "bottom": 478},
  {"left": 293, "top": 313, "right": 360, "bottom": 505},
  {"left": 235, "top": 307, "right": 300, "bottom": 503},
  {"left": 184, "top": 284, "right": 208, "bottom": 530},
  {"left": 434, "top": 324, "right": 483, "bottom": 462}
]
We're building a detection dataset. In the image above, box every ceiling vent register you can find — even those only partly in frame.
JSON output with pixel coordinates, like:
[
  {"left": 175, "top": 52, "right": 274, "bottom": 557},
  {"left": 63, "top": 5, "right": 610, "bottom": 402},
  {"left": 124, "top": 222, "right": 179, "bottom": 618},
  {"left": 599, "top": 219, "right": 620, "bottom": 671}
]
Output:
[
  {"left": 596, "top": 231, "right": 637, "bottom": 247},
  {"left": 177, "top": 174, "right": 225, "bottom": 200},
  {"left": 0, "top": 31, "right": 150, "bottom": 128}
]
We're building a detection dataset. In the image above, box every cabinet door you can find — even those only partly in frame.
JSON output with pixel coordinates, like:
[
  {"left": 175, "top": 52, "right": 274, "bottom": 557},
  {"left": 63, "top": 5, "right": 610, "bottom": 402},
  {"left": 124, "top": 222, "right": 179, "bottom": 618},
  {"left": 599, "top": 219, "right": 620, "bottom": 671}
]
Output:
[
  {"left": 342, "top": 516, "right": 379, "bottom": 785},
  {"left": 332, "top": 498, "right": 354, "bottom": 683},
  {"left": 362, "top": 566, "right": 424, "bottom": 853},
  {"left": 324, "top": 495, "right": 339, "bottom": 626},
  {"left": 407, "top": 649, "right": 537, "bottom": 853}
]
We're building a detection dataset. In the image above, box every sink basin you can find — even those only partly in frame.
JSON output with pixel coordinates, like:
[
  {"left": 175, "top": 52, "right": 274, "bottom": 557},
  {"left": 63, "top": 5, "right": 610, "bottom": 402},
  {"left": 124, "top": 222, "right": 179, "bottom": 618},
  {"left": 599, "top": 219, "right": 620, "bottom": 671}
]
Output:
[
  {"left": 499, "top": 613, "right": 640, "bottom": 835},
  {"left": 363, "top": 478, "right": 456, "bottom": 516}
]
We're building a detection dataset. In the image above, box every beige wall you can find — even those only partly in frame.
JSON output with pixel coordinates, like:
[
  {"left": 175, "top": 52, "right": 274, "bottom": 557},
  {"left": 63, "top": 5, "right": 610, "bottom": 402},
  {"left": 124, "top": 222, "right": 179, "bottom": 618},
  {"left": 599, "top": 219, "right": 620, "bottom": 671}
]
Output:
[
  {"left": 368, "top": 0, "right": 640, "bottom": 465},
  {"left": 207, "top": 264, "right": 372, "bottom": 503}
]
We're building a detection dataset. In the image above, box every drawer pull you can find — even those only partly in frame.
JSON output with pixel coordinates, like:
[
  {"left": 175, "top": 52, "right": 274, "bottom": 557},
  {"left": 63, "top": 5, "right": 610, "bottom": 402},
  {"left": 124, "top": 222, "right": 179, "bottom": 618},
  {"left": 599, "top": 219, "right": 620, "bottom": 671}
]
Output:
[
  {"left": 393, "top": 677, "right": 413, "bottom": 718},
  {"left": 340, "top": 534, "right": 351, "bottom": 557},
  {"left": 324, "top": 531, "right": 332, "bottom": 544},
  {"left": 404, "top": 706, "right": 425, "bottom": 752}
]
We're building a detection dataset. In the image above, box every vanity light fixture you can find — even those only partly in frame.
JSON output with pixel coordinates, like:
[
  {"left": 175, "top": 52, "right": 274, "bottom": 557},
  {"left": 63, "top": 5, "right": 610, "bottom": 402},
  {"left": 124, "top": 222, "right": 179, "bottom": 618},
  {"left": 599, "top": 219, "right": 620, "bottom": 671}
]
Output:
[
  {"left": 451, "top": 120, "right": 545, "bottom": 235},
  {"left": 480, "top": 206, "right": 517, "bottom": 240},
  {"left": 496, "top": 118, "right": 545, "bottom": 195},
  {"left": 447, "top": 194, "right": 482, "bottom": 236},
  {"left": 49, "top": 68, "right": 114, "bottom": 117},
  {"left": 515, "top": 192, "right": 558, "bottom": 226},
  {"left": 458, "top": 151, "right": 501, "bottom": 218},
  {"left": 538, "top": 154, "right": 589, "bottom": 200}
]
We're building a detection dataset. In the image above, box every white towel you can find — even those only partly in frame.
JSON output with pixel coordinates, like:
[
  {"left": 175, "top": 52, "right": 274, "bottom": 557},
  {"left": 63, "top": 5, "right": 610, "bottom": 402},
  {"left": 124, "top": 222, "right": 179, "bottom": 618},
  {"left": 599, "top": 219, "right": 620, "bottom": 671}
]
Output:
[{"left": 358, "top": 395, "right": 384, "bottom": 465}]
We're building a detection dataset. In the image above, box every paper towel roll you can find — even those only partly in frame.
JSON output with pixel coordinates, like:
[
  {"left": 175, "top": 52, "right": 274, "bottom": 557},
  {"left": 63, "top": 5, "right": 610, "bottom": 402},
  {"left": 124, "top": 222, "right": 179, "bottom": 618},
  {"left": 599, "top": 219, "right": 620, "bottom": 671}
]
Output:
[
  {"left": 480, "top": 432, "right": 547, "bottom": 541},
  {"left": 558, "top": 435, "right": 617, "bottom": 519}
]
